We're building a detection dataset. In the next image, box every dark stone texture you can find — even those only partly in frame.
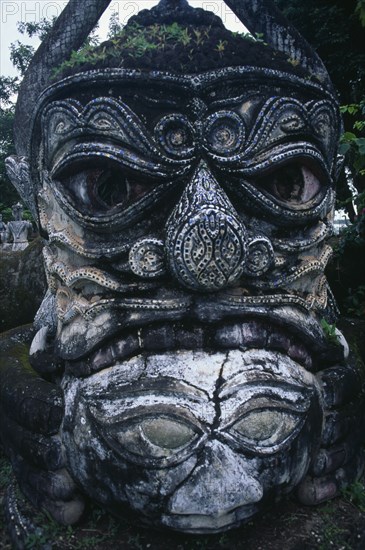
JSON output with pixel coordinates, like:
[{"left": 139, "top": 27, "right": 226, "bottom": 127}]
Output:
[
  {"left": 0, "top": 238, "right": 47, "bottom": 332},
  {"left": 0, "top": 344, "right": 64, "bottom": 435},
  {"left": 2, "top": 0, "right": 364, "bottom": 536}
]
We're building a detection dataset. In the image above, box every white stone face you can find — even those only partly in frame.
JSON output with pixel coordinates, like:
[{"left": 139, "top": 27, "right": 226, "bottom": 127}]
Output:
[{"left": 62, "top": 350, "right": 322, "bottom": 532}]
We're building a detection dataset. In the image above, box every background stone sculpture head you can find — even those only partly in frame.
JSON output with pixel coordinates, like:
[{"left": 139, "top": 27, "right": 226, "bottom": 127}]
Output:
[
  {"left": 11, "top": 202, "right": 23, "bottom": 221},
  {"left": 2, "top": 0, "right": 364, "bottom": 535}
]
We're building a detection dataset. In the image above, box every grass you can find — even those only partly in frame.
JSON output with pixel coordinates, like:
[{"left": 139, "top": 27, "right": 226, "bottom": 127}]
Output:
[
  {"left": 342, "top": 480, "right": 365, "bottom": 512},
  {"left": 317, "top": 503, "right": 350, "bottom": 550}
]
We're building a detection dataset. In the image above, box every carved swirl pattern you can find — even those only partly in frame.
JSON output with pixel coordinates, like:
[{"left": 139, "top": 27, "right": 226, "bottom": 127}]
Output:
[
  {"left": 243, "top": 237, "right": 275, "bottom": 277},
  {"left": 204, "top": 110, "right": 245, "bottom": 156},
  {"left": 129, "top": 238, "right": 166, "bottom": 278},
  {"left": 154, "top": 114, "right": 195, "bottom": 159},
  {"left": 42, "top": 97, "right": 338, "bottom": 168}
]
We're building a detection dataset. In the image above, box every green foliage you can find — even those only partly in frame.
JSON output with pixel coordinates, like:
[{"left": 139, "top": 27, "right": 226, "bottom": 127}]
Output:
[
  {"left": 0, "top": 206, "right": 12, "bottom": 223},
  {"left": 0, "top": 108, "right": 19, "bottom": 208},
  {"left": 317, "top": 503, "right": 349, "bottom": 550},
  {"left": 17, "top": 18, "right": 56, "bottom": 40},
  {"left": 0, "top": 13, "right": 101, "bottom": 213},
  {"left": 340, "top": 99, "right": 365, "bottom": 175},
  {"left": 57, "top": 21, "right": 213, "bottom": 75},
  {"left": 343, "top": 480, "right": 365, "bottom": 511},
  {"left": 0, "top": 205, "right": 34, "bottom": 223},
  {"left": 24, "top": 511, "right": 73, "bottom": 549},
  {"left": 9, "top": 41, "right": 35, "bottom": 77},
  {"left": 216, "top": 39, "right": 228, "bottom": 54},
  {"left": 337, "top": 192, "right": 365, "bottom": 244},
  {"left": 0, "top": 76, "right": 19, "bottom": 106},
  {"left": 108, "top": 11, "right": 123, "bottom": 38},
  {"left": 53, "top": 22, "right": 260, "bottom": 78},
  {"left": 330, "top": 93, "right": 365, "bottom": 318},
  {"left": 329, "top": 189, "right": 365, "bottom": 318},
  {"left": 356, "top": 0, "right": 365, "bottom": 26},
  {"left": 344, "top": 285, "right": 365, "bottom": 317},
  {"left": 320, "top": 319, "right": 340, "bottom": 345},
  {"left": 273, "top": 0, "right": 365, "bottom": 103},
  {"left": 21, "top": 503, "right": 122, "bottom": 549},
  {"left": 0, "top": 17, "right": 59, "bottom": 211},
  {"left": 25, "top": 530, "right": 48, "bottom": 549}
]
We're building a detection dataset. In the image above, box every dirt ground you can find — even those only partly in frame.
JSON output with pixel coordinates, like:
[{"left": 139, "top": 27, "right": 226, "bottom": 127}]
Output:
[{"left": 1, "top": 449, "right": 365, "bottom": 550}]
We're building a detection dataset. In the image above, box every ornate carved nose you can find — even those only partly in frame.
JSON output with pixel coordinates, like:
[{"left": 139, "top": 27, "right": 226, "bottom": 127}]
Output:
[{"left": 165, "top": 162, "right": 248, "bottom": 291}]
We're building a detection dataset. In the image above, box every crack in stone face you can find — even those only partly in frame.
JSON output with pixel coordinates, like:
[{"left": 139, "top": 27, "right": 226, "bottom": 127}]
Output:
[{"left": 211, "top": 351, "right": 230, "bottom": 432}]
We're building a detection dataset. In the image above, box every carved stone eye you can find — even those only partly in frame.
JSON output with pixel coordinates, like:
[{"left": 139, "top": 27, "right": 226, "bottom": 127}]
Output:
[
  {"left": 94, "top": 168, "right": 128, "bottom": 207},
  {"left": 141, "top": 418, "right": 196, "bottom": 449},
  {"left": 255, "top": 163, "right": 322, "bottom": 205},
  {"left": 90, "top": 403, "right": 203, "bottom": 463},
  {"left": 110, "top": 416, "right": 200, "bottom": 460},
  {"left": 57, "top": 164, "right": 153, "bottom": 214},
  {"left": 231, "top": 409, "right": 303, "bottom": 451},
  {"left": 154, "top": 114, "right": 194, "bottom": 158},
  {"left": 204, "top": 111, "right": 245, "bottom": 155}
]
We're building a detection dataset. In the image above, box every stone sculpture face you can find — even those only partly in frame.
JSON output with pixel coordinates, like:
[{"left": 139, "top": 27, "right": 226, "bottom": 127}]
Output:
[
  {"left": 12, "top": 202, "right": 24, "bottom": 222},
  {"left": 3, "top": 0, "right": 364, "bottom": 536},
  {"left": 34, "top": 71, "right": 340, "bottom": 366},
  {"left": 25, "top": 69, "right": 339, "bottom": 530},
  {"left": 62, "top": 350, "right": 322, "bottom": 531}
]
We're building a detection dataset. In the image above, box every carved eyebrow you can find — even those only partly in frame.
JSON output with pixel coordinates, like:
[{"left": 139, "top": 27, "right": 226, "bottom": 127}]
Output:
[
  {"left": 97, "top": 377, "right": 209, "bottom": 399},
  {"left": 82, "top": 377, "right": 210, "bottom": 410},
  {"left": 90, "top": 397, "right": 207, "bottom": 420},
  {"left": 219, "top": 379, "right": 313, "bottom": 404},
  {"left": 42, "top": 97, "right": 158, "bottom": 174},
  {"left": 218, "top": 383, "right": 313, "bottom": 429},
  {"left": 82, "top": 377, "right": 215, "bottom": 424},
  {"left": 87, "top": 393, "right": 214, "bottom": 427},
  {"left": 51, "top": 143, "right": 171, "bottom": 179}
]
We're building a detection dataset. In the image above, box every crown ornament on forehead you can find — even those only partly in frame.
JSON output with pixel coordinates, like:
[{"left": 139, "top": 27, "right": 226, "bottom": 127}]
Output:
[{"left": 8, "top": 0, "right": 341, "bottom": 222}]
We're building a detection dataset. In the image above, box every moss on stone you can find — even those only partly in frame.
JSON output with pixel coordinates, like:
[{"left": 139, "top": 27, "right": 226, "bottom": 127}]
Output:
[{"left": 53, "top": 21, "right": 311, "bottom": 80}]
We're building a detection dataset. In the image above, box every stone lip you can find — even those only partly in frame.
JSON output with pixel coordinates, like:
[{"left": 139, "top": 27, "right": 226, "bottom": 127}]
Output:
[
  {"left": 64, "top": 309, "right": 339, "bottom": 378},
  {"left": 160, "top": 504, "right": 259, "bottom": 533}
]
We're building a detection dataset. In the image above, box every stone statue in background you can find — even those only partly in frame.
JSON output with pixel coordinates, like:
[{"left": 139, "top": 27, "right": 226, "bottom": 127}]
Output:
[
  {"left": 0, "top": 214, "right": 8, "bottom": 245},
  {"left": 1, "top": 0, "right": 364, "bottom": 536},
  {"left": 5, "top": 202, "right": 32, "bottom": 251}
]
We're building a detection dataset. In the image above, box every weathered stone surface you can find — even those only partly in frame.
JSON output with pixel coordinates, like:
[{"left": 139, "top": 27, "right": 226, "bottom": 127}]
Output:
[
  {"left": 1, "top": 0, "right": 365, "bottom": 538},
  {"left": 0, "top": 326, "right": 85, "bottom": 528},
  {"left": 61, "top": 350, "right": 322, "bottom": 532},
  {"left": 0, "top": 238, "right": 47, "bottom": 332}
]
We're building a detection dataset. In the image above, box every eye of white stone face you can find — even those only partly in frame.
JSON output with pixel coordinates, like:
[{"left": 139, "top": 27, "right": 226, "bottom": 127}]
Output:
[
  {"left": 231, "top": 408, "right": 303, "bottom": 450},
  {"left": 140, "top": 417, "right": 196, "bottom": 449},
  {"left": 91, "top": 411, "right": 204, "bottom": 463}
]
